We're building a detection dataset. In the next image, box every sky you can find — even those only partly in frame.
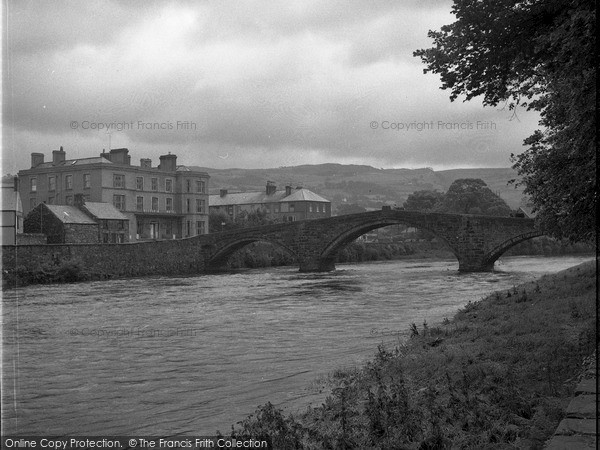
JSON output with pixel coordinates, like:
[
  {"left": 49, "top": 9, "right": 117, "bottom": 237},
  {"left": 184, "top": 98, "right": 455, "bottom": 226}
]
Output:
[{"left": 2, "top": 0, "right": 541, "bottom": 174}]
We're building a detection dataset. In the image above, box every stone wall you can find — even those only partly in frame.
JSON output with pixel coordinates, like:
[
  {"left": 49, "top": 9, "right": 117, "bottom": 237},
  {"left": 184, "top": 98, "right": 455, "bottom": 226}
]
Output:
[
  {"left": 3, "top": 210, "right": 541, "bottom": 287},
  {"left": 64, "top": 223, "right": 100, "bottom": 244},
  {"left": 16, "top": 233, "right": 47, "bottom": 245},
  {"left": 2, "top": 237, "right": 209, "bottom": 286}
]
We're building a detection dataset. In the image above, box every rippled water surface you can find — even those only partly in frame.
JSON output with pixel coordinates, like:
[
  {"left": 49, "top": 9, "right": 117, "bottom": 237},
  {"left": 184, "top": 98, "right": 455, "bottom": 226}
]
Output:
[{"left": 2, "top": 256, "right": 592, "bottom": 435}]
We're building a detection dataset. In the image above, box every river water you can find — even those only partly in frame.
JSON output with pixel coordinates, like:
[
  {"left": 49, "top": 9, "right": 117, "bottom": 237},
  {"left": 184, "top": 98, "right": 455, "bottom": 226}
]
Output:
[{"left": 1, "top": 255, "right": 592, "bottom": 436}]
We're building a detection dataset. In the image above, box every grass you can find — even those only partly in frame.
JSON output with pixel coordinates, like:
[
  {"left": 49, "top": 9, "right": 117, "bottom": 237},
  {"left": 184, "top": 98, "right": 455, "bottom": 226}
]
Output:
[{"left": 226, "top": 260, "right": 597, "bottom": 449}]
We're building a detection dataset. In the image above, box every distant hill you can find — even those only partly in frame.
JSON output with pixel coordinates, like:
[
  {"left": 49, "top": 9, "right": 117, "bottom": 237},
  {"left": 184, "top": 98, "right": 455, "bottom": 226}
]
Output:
[{"left": 193, "top": 164, "right": 526, "bottom": 212}]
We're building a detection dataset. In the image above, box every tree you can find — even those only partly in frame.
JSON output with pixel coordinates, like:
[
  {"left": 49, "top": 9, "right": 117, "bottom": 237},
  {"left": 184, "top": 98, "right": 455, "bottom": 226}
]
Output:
[
  {"left": 236, "top": 209, "right": 272, "bottom": 227},
  {"left": 208, "top": 210, "right": 236, "bottom": 233},
  {"left": 414, "top": 0, "right": 596, "bottom": 242},
  {"left": 403, "top": 190, "right": 445, "bottom": 212},
  {"left": 435, "top": 179, "right": 512, "bottom": 216}
]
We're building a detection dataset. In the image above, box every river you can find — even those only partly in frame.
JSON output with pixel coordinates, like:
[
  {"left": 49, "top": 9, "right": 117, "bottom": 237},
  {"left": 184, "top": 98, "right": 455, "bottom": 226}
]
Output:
[{"left": 1, "top": 255, "right": 592, "bottom": 436}]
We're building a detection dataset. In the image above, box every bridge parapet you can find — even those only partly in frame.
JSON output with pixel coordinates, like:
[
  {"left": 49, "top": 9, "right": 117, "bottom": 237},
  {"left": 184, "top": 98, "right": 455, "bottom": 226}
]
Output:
[{"left": 195, "top": 210, "right": 539, "bottom": 272}]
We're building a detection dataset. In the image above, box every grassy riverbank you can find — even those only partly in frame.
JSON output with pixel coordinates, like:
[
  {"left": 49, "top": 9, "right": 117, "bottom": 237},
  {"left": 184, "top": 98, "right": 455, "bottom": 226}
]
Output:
[{"left": 227, "top": 260, "right": 597, "bottom": 449}]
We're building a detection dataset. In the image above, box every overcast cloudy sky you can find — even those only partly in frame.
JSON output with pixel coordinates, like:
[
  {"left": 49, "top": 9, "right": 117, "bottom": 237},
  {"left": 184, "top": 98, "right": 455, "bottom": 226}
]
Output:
[{"left": 3, "top": 0, "right": 540, "bottom": 173}]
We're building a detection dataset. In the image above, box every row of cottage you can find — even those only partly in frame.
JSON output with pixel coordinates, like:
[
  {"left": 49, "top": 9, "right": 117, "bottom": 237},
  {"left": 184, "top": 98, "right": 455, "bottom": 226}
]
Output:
[{"left": 2, "top": 147, "right": 331, "bottom": 245}]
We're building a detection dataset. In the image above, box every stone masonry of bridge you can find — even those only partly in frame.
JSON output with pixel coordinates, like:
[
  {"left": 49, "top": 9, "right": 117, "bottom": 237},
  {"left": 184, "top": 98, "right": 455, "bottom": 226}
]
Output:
[
  {"left": 200, "top": 210, "right": 540, "bottom": 272},
  {"left": 2, "top": 210, "right": 540, "bottom": 284}
]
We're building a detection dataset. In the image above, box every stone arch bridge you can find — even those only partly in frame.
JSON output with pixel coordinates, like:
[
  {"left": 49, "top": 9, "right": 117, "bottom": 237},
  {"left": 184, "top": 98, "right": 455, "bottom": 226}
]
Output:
[{"left": 191, "top": 210, "right": 541, "bottom": 272}]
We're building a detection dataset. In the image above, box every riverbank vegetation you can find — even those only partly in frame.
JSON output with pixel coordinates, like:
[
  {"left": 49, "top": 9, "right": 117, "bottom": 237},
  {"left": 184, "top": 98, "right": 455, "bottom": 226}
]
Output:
[
  {"left": 3, "top": 257, "right": 110, "bottom": 288},
  {"left": 225, "top": 261, "right": 596, "bottom": 448}
]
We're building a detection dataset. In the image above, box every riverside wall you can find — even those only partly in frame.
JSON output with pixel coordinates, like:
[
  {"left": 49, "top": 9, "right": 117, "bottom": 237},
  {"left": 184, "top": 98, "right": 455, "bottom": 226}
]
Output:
[{"left": 2, "top": 238, "right": 208, "bottom": 284}]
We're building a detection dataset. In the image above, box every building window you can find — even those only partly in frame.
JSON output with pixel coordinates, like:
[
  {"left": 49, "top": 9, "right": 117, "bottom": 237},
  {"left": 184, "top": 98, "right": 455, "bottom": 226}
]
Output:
[
  {"left": 166, "top": 197, "right": 173, "bottom": 212},
  {"left": 113, "top": 194, "right": 125, "bottom": 211},
  {"left": 273, "top": 204, "right": 280, "bottom": 213},
  {"left": 65, "top": 174, "right": 73, "bottom": 190},
  {"left": 151, "top": 178, "right": 158, "bottom": 191},
  {"left": 151, "top": 197, "right": 159, "bottom": 212},
  {"left": 66, "top": 195, "right": 73, "bottom": 205},
  {"left": 196, "top": 180, "right": 206, "bottom": 193},
  {"left": 165, "top": 179, "right": 173, "bottom": 193},
  {"left": 83, "top": 174, "right": 91, "bottom": 189},
  {"left": 186, "top": 199, "right": 191, "bottom": 213},
  {"left": 113, "top": 174, "right": 125, "bottom": 188},
  {"left": 136, "top": 196, "right": 144, "bottom": 211},
  {"left": 30, "top": 177, "right": 37, "bottom": 192},
  {"left": 48, "top": 176, "right": 56, "bottom": 191},
  {"left": 227, "top": 205, "right": 233, "bottom": 215},
  {"left": 197, "top": 221, "right": 205, "bottom": 235},
  {"left": 289, "top": 203, "right": 295, "bottom": 212},
  {"left": 309, "top": 204, "right": 313, "bottom": 212},
  {"left": 30, "top": 198, "right": 37, "bottom": 209},
  {"left": 186, "top": 220, "right": 191, "bottom": 236},
  {"left": 186, "top": 180, "right": 191, "bottom": 193},
  {"left": 196, "top": 199, "right": 205, "bottom": 213},
  {"left": 136, "top": 177, "right": 144, "bottom": 190},
  {"left": 48, "top": 196, "right": 55, "bottom": 204}
]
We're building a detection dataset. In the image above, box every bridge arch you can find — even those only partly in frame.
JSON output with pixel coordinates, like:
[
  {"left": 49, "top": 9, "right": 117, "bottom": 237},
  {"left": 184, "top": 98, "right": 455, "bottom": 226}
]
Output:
[
  {"left": 207, "top": 236, "right": 298, "bottom": 270},
  {"left": 319, "top": 219, "right": 460, "bottom": 264},
  {"left": 481, "top": 230, "right": 545, "bottom": 268}
]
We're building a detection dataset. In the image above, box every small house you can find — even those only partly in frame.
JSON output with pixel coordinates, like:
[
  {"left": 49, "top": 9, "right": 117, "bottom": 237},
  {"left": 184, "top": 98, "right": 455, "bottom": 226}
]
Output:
[
  {"left": 23, "top": 203, "right": 98, "bottom": 244},
  {"left": 77, "top": 195, "right": 129, "bottom": 243}
]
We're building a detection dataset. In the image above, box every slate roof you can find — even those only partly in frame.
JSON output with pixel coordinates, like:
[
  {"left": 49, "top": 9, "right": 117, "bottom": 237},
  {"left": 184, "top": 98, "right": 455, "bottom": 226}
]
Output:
[
  {"left": 44, "top": 205, "right": 97, "bottom": 224},
  {"left": 83, "top": 202, "right": 128, "bottom": 220},
  {"left": 33, "top": 157, "right": 113, "bottom": 169},
  {"left": 209, "top": 188, "right": 330, "bottom": 207}
]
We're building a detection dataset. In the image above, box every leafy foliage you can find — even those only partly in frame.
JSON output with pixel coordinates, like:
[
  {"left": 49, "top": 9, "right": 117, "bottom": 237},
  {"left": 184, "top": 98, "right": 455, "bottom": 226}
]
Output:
[
  {"left": 414, "top": 0, "right": 596, "bottom": 242},
  {"left": 228, "top": 262, "right": 596, "bottom": 448},
  {"left": 208, "top": 209, "right": 273, "bottom": 233},
  {"left": 403, "top": 190, "right": 445, "bottom": 212},
  {"left": 435, "top": 178, "right": 512, "bottom": 216},
  {"left": 405, "top": 179, "right": 511, "bottom": 216}
]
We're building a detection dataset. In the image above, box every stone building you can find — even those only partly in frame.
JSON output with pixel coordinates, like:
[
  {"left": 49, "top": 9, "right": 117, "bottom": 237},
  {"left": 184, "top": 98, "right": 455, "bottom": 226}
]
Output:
[
  {"left": 76, "top": 195, "right": 129, "bottom": 243},
  {"left": 24, "top": 203, "right": 98, "bottom": 244},
  {"left": 18, "top": 147, "right": 210, "bottom": 241},
  {"left": 209, "top": 182, "right": 331, "bottom": 222}
]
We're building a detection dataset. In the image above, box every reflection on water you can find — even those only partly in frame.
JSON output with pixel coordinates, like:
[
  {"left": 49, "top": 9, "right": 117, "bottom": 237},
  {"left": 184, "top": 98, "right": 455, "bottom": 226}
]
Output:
[{"left": 1, "top": 255, "right": 592, "bottom": 435}]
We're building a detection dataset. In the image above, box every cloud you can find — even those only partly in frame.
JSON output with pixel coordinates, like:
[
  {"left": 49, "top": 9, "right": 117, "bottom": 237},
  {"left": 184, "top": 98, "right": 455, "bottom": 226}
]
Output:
[{"left": 2, "top": 0, "right": 540, "bottom": 175}]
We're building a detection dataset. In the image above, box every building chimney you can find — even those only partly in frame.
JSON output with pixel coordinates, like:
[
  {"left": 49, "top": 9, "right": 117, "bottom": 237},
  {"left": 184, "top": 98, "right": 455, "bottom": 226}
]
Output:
[
  {"left": 220, "top": 189, "right": 228, "bottom": 197},
  {"left": 158, "top": 153, "right": 177, "bottom": 172},
  {"left": 285, "top": 185, "right": 292, "bottom": 196},
  {"left": 31, "top": 153, "right": 45, "bottom": 168},
  {"left": 52, "top": 147, "right": 66, "bottom": 165},
  {"left": 266, "top": 181, "right": 276, "bottom": 196},
  {"left": 108, "top": 148, "right": 130, "bottom": 165},
  {"left": 13, "top": 176, "right": 19, "bottom": 192},
  {"left": 74, "top": 193, "right": 86, "bottom": 208},
  {"left": 140, "top": 158, "right": 152, "bottom": 168}
]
